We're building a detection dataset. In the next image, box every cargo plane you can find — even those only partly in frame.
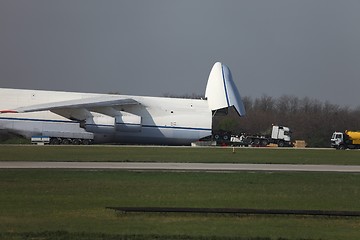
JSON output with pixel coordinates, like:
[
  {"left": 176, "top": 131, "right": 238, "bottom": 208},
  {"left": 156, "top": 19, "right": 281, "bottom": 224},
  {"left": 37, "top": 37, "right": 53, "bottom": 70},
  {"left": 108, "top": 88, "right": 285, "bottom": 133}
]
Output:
[{"left": 0, "top": 62, "right": 245, "bottom": 145}]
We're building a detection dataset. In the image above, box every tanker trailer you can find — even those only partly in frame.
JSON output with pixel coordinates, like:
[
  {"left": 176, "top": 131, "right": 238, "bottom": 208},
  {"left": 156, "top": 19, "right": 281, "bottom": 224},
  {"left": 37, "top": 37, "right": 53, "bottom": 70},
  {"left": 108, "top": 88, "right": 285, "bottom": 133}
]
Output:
[{"left": 331, "top": 130, "right": 360, "bottom": 149}]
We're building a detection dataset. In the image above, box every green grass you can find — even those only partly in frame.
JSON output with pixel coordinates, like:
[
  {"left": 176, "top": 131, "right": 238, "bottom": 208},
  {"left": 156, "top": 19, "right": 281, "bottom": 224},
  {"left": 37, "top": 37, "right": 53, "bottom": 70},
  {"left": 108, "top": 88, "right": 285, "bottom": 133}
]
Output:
[
  {"left": 1, "top": 170, "right": 360, "bottom": 239},
  {"left": 0, "top": 133, "right": 30, "bottom": 144},
  {"left": 1, "top": 146, "right": 360, "bottom": 239},
  {"left": 0, "top": 145, "right": 360, "bottom": 164}
]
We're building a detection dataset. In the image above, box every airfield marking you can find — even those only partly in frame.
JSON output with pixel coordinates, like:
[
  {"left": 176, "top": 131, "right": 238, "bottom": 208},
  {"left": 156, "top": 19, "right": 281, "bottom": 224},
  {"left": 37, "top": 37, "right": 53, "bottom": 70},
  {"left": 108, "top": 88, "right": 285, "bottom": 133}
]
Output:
[{"left": 1, "top": 162, "right": 360, "bottom": 172}]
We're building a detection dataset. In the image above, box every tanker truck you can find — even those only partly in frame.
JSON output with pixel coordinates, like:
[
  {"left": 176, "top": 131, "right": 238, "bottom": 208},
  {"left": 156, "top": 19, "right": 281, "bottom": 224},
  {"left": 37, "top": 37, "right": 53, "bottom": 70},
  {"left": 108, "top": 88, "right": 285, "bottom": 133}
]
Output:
[{"left": 331, "top": 130, "right": 360, "bottom": 149}]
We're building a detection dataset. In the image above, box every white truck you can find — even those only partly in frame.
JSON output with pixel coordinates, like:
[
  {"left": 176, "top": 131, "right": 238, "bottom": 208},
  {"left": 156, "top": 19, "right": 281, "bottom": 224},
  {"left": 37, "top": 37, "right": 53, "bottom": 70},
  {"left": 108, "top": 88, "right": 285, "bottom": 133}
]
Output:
[{"left": 230, "top": 125, "right": 292, "bottom": 147}]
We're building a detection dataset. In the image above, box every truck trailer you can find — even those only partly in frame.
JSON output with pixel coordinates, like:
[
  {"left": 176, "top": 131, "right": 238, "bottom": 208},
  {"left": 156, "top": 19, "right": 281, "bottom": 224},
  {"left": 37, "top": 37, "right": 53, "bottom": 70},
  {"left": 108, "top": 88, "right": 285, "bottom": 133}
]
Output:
[
  {"left": 229, "top": 125, "right": 292, "bottom": 147},
  {"left": 331, "top": 130, "right": 360, "bottom": 149}
]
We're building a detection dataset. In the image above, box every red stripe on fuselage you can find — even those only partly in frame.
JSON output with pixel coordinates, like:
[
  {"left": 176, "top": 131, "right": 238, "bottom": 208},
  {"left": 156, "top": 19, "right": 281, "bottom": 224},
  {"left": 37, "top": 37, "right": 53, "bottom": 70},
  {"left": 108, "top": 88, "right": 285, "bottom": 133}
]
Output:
[{"left": 0, "top": 110, "right": 18, "bottom": 113}]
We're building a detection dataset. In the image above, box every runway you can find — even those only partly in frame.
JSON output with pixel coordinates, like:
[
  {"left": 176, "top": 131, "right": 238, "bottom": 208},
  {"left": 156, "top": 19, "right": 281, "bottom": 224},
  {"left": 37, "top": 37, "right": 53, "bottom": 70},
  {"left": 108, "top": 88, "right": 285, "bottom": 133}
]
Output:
[{"left": 1, "top": 162, "right": 360, "bottom": 172}]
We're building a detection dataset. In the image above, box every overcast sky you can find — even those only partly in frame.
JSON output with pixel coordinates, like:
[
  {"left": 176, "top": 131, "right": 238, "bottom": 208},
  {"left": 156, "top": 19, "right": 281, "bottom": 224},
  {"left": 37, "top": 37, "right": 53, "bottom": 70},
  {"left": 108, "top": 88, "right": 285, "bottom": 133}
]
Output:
[{"left": 1, "top": 0, "right": 360, "bottom": 108}]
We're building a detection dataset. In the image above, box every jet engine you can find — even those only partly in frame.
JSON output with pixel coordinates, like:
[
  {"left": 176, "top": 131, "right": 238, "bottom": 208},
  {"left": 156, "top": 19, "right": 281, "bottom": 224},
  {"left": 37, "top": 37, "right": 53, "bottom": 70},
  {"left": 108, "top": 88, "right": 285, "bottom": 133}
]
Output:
[{"left": 84, "top": 113, "right": 141, "bottom": 133}]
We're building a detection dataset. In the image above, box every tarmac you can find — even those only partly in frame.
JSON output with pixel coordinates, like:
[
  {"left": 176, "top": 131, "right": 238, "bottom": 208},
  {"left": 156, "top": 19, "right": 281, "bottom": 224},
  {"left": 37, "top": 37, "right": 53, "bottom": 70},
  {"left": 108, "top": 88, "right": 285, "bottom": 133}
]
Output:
[{"left": 1, "top": 161, "right": 360, "bottom": 172}]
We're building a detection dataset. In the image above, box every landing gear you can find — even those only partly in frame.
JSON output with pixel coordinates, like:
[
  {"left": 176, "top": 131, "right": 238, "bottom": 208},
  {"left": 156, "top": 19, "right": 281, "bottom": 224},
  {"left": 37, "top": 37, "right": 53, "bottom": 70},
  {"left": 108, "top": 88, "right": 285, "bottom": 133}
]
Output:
[
  {"left": 82, "top": 139, "right": 91, "bottom": 145},
  {"left": 48, "top": 137, "right": 92, "bottom": 145},
  {"left": 62, "top": 138, "right": 71, "bottom": 145},
  {"left": 49, "top": 138, "right": 61, "bottom": 145}
]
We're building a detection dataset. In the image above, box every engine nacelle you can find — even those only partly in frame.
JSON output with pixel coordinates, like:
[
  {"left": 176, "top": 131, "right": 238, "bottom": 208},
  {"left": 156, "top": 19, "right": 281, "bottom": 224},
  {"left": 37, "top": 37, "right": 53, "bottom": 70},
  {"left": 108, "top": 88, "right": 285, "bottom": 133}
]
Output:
[{"left": 84, "top": 113, "right": 141, "bottom": 133}]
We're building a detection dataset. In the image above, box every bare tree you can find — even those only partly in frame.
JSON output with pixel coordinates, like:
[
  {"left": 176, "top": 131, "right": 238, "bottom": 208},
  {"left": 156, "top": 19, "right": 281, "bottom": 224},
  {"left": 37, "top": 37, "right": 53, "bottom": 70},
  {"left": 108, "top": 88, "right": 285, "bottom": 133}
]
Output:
[{"left": 214, "top": 95, "right": 360, "bottom": 147}]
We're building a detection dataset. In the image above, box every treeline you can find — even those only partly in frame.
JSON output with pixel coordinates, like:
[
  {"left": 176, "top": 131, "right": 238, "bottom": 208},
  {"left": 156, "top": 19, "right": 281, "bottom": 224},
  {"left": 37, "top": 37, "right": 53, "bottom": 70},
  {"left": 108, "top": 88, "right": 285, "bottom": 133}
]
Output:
[{"left": 215, "top": 95, "right": 360, "bottom": 147}]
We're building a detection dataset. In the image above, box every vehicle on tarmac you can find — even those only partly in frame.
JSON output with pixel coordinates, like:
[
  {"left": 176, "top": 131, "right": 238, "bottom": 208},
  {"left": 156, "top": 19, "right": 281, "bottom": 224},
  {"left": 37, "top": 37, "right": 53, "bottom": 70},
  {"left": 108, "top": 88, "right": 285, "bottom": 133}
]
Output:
[
  {"left": 230, "top": 125, "right": 292, "bottom": 147},
  {"left": 331, "top": 130, "right": 360, "bottom": 149},
  {"left": 214, "top": 125, "right": 292, "bottom": 147}
]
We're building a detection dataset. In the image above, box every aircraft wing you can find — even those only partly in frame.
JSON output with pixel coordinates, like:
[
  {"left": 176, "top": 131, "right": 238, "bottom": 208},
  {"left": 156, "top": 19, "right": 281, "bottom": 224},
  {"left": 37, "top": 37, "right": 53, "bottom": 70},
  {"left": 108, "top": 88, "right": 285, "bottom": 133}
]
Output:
[{"left": 0, "top": 95, "right": 140, "bottom": 120}]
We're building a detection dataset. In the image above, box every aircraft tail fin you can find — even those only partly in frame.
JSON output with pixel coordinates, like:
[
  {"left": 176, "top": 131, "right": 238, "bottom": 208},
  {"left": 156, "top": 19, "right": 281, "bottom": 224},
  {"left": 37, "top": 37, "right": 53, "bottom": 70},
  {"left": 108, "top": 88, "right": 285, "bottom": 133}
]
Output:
[{"left": 205, "top": 62, "right": 246, "bottom": 116}]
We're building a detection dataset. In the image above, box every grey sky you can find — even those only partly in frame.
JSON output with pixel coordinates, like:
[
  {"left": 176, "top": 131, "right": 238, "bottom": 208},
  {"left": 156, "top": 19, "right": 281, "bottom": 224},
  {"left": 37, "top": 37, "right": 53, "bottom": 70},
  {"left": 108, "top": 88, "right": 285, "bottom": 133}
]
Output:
[{"left": 1, "top": 0, "right": 360, "bottom": 108}]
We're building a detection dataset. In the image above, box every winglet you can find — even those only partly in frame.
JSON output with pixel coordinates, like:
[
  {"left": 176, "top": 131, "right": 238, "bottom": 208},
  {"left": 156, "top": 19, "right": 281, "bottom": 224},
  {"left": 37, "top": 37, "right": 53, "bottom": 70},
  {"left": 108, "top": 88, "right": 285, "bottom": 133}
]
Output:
[{"left": 0, "top": 110, "right": 18, "bottom": 114}]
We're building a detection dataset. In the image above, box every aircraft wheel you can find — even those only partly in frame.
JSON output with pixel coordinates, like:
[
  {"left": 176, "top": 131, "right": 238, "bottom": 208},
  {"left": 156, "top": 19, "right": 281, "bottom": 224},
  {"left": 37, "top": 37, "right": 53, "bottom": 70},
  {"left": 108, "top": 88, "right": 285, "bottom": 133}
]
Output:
[{"left": 50, "top": 138, "right": 60, "bottom": 145}]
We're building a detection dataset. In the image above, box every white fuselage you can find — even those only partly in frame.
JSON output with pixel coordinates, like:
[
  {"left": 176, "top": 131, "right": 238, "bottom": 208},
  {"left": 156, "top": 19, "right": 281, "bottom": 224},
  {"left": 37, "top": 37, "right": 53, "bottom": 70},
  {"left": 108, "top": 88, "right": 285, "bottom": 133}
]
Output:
[
  {"left": 0, "top": 88, "right": 212, "bottom": 145},
  {"left": 0, "top": 62, "right": 246, "bottom": 145}
]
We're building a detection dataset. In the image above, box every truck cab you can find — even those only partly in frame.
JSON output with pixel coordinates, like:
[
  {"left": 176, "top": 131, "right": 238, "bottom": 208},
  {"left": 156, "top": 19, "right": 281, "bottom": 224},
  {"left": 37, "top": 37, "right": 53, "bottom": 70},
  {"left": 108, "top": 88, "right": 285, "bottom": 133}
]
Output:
[
  {"left": 331, "top": 130, "right": 360, "bottom": 149},
  {"left": 270, "top": 125, "right": 292, "bottom": 147},
  {"left": 331, "top": 132, "right": 344, "bottom": 149},
  {"left": 271, "top": 126, "right": 291, "bottom": 143}
]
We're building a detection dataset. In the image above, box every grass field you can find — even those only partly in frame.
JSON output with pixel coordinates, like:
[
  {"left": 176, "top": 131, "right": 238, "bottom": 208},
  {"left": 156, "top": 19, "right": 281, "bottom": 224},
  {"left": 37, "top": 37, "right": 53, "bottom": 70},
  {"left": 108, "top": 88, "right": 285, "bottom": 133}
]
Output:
[
  {"left": 1, "top": 170, "right": 360, "bottom": 240},
  {"left": 0, "top": 145, "right": 360, "bottom": 164},
  {"left": 1, "top": 145, "right": 360, "bottom": 239}
]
